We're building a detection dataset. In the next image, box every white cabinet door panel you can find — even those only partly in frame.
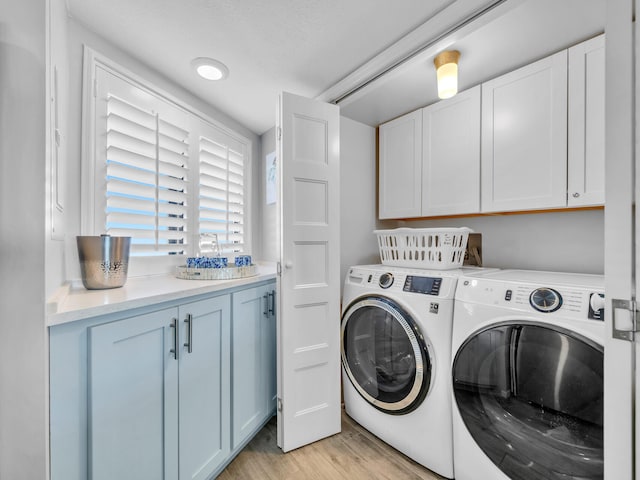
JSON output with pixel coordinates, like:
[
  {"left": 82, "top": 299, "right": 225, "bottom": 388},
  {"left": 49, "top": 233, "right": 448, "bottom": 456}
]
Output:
[
  {"left": 482, "top": 50, "right": 568, "bottom": 212},
  {"left": 422, "top": 85, "right": 481, "bottom": 215},
  {"left": 568, "top": 34, "right": 605, "bottom": 206},
  {"left": 379, "top": 110, "right": 423, "bottom": 218}
]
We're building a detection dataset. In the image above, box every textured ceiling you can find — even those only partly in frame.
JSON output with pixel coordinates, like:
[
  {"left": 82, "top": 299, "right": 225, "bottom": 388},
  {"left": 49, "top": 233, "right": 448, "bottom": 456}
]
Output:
[
  {"left": 65, "top": 0, "right": 605, "bottom": 134},
  {"left": 66, "top": 0, "right": 458, "bottom": 134}
]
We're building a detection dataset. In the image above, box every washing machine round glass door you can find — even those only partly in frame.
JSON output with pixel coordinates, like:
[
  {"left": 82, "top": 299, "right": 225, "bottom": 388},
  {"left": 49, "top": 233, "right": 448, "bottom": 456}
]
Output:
[
  {"left": 452, "top": 322, "right": 603, "bottom": 480},
  {"left": 341, "top": 296, "right": 431, "bottom": 415}
]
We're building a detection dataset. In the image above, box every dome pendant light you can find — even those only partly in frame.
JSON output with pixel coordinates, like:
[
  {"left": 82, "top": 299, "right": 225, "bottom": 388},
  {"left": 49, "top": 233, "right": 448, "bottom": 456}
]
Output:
[{"left": 434, "top": 50, "right": 460, "bottom": 99}]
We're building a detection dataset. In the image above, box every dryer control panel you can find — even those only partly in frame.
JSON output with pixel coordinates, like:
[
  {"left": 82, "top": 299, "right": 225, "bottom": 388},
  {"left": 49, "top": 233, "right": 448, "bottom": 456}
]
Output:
[{"left": 458, "top": 274, "right": 605, "bottom": 322}]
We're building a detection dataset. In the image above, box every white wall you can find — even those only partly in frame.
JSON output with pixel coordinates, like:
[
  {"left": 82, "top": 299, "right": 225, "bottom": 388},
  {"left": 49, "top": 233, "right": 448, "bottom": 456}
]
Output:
[
  {"left": 58, "top": 18, "right": 262, "bottom": 284},
  {"left": 395, "top": 209, "right": 604, "bottom": 274},
  {"left": 0, "top": 1, "right": 48, "bottom": 478},
  {"left": 340, "top": 117, "right": 382, "bottom": 293},
  {"left": 260, "top": 127, "right": 278, "bottom": 261}
]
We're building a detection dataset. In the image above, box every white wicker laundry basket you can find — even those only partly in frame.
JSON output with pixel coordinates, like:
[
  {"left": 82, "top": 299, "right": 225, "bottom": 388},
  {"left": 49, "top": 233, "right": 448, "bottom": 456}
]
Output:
[{"left": 374, "top": 227, "right": 472, "bottom": 270}]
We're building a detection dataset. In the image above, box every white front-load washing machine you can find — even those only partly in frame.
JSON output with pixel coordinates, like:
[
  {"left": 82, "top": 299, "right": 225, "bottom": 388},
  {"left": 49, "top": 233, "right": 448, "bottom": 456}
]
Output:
[
  {"left": 451, "top": 269, "right": 605, "bottom": 480},
  {"left": 341, "top": 264, "right": 494, "bottom": 479}
]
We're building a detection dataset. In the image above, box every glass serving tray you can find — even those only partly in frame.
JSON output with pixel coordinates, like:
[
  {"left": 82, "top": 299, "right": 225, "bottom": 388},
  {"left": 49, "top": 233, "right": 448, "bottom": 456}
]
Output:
[{"left": 176, "top": 264, "right": 258, "bottom": 280}]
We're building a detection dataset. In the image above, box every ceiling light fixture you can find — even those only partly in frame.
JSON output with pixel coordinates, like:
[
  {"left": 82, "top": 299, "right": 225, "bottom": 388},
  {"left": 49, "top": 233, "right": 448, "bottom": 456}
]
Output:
[
  {"left": 434, "top": 50, "right": 460, "bottom": 100},
  {"left": 191, "top": 57, "right": 229, "bottom": 81}
]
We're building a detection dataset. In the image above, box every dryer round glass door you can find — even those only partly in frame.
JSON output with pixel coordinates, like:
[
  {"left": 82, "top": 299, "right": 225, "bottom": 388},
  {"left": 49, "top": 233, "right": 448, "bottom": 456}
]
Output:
[
  {"left": 341, "top": 296, "right": 431, "bottom": 414},
  {"left": 452, "top": 322, "right": 603, "bottom": 480}
]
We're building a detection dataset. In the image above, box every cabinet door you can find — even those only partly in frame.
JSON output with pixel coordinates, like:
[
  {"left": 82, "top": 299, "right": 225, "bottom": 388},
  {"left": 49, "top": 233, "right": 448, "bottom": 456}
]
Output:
[
  {"left": 481, "top": 50, "right": 568, "bottom": 212},
  {"left": 422, "top": 85, "right": 481, "bottom": 216},
  {"left": 568, "top": 34, "right": 605, "bottom": 206},
  {"left": 379, "top": 109, "right": 423, "bottom": 219},
  {"left": 178, "top": 295, "right": 231, "bottom": 480},
  {"left": 231, "top": 284, "right": 274, "bottom": 449},
  {"left": 88, "top": 309, "right": 179, "bottom": 480}
]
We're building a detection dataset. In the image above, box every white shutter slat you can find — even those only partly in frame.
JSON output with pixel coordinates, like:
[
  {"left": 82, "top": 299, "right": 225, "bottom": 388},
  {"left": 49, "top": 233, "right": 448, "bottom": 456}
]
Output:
[
  {"left": 159, "top": 216, "right": 187, "bottom": 228},
  {"left": 160, "top": 135, "right": 189, "bottom": 156},
  {"left": 200, "top": 162, "right": 226, "bottom": 178},
  {"left": 199, "top": 184, "right": 227, "bottom": 200},
  {"left": 106, "top": 228, "right": 155, "bottom": 239},
  {"left": 133, "top": 243, "right": 186, "bottom": 254},
  {"left": 159, "top": 189, "right": 188, "bottom": 204},
  {"left": 107, "top": 162, "right": 155, "bottom": 185},
  {"left": 159, "top": 118, "right": 188, "bottom": 140},
  {"left": 158, "top": 230, "right": 187, "bottom": 241},
  {"left": 107, "top": 211, "right": 156, "bottom": 226},
  {"left": 159, "top": 175, "right": 187, "bottom": 192},
  {"left": 106, "top": 178, "right": 156, "bottom": 199},
  {"left": 160, "top": 148, "right": 189, "bottom": 168},
  {"left": 107, "top": 95, "right": 156, "bottom": 129},
  {"left": 107, "top": 113, "right": 156, "bottom": 144},
  {"left": 107, "top": 146, "right": 155, "bottom": 172},
  {"left": 107, "top": 130, "right": 156, "bottom": 159},
  {"left": 107, "top": 195, "right": 156, "bottom": 213},
  {"left": 159, "top": 202, "right": 188, "bottom": 216},
  {"left": 199, "top": 197, "right": 227, "bottom": 211},
  {"left": 200, "top": 149, "right": 228, "bottom": 168}
]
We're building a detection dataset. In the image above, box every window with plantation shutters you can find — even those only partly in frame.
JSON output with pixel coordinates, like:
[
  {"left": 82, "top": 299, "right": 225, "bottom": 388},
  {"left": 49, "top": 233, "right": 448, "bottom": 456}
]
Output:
[
  {"left": 198, "top": 126, "right": 246, "bottom": 255},
  {"left": 87, "top": 59, "right": 250, "bottom": 274},
  {"left": 104, "top": 95, "right": 189, "bottom": 256}
]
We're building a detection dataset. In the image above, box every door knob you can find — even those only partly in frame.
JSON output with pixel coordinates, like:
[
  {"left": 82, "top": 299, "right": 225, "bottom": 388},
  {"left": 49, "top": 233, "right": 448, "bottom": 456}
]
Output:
[{"left": 285, "top": 261, "right": 293, "bottom": 269}]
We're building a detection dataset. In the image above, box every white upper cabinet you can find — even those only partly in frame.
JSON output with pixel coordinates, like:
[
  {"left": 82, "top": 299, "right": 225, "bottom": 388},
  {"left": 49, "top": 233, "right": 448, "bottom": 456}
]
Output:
[
  {"left": 481, "top": 50, "right": 568, "bottom": 212},
  {"left": 422, "top": 85, "right": 481, "bottom": 216},
  {"left": 568, "top": 34, "right": 605, "bottom": 206},
  {"left": 379, "top": 110, "right": 423, "bottom": 219}
]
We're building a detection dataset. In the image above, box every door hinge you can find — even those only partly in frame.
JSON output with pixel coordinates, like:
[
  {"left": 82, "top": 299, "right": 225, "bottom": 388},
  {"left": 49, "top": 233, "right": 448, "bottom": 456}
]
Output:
[
  {"left": 612, "top": 298, "right": 639, "bottom": 341},
  {"left": 277, "top": 126, "right": 282, "bottom": 141},
  {"left": 277, "top": 397, "right": 283, "bottom": 412}
]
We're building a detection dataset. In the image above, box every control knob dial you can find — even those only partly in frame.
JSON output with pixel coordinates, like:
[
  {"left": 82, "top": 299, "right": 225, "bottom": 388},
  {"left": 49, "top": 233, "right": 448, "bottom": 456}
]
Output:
[
  {"left": 379, "top": 273, "right": 394, "bottom": 289},
  {"left": 529, "top": 287, "right": 562, "bottom": 313}
]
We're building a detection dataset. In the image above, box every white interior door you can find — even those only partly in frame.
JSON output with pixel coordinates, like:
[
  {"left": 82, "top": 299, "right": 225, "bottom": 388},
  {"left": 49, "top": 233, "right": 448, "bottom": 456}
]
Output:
[
  {"left": 605, "top": 1, "right": 635, "bottom": 478},
  {"left": 276, "top": 91, "right": 341, "bottom": 452}
]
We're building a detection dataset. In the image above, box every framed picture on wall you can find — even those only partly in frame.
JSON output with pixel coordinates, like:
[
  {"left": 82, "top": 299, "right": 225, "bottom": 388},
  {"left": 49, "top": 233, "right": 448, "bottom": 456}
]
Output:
[{"left": 266, "top": 151, "right": 276, "bottom": 205}]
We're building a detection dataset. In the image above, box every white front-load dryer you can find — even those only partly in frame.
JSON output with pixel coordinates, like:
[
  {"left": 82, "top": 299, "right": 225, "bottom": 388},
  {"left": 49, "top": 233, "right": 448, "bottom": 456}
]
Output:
[
  {"left": 451, "top": 269, "right": 605, "bottom": 480},
  {"left": 341, "top": 264, "right": 495, "bottom": 479}
]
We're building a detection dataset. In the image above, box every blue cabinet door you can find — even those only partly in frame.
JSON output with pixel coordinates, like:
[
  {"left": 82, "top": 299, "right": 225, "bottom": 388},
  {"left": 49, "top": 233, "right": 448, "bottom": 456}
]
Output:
[
  {"left": 231, "top": 284, "right": 268, "bottom": 449},
  {"left": 231, "top": 284, "right": 275, "bottom": 449},
  {"left": 88, "top": 308, "right": 179, "bottom": 480},
  {"left": 178, "top": 295, "right": 231, "bottom": 480}
]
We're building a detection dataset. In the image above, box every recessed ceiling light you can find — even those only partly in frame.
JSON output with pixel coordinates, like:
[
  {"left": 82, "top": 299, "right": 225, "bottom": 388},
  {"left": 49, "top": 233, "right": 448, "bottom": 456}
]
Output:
[{"left": 191, "top": 57, "right": 229, "bottom": 81}]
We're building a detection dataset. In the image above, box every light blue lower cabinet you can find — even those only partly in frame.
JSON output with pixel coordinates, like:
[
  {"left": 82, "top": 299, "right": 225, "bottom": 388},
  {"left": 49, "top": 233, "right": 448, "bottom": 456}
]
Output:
[
  {"left": 89, "top": 308, "right": 180, "bottom": 480},
  {"left": 231, "top": 285, "right": 277, "bottom": 450},
  {"left": 178, "top": 296, "right": 231, "bottom": 480},
  {"left": 50, "top": 281, "right": 275, "bottom": 480}
]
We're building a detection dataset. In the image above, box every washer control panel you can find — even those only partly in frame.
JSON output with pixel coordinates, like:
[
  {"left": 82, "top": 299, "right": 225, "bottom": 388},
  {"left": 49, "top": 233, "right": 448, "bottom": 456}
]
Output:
[{"left": 403, "top": 275, "right": 442, "bottom": 296}]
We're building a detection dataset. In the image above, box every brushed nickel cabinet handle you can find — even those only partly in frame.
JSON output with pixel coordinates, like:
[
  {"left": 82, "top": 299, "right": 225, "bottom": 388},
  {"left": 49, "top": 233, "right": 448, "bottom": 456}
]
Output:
[
  {"left": 169, "top": 318, "right": 178, "bottom": 360},
  {"left": 268, "top": 290, "right": 276, "bottom": 317},
  {"left": 184, "top": 314, "right": 193, "bottom": 353}
]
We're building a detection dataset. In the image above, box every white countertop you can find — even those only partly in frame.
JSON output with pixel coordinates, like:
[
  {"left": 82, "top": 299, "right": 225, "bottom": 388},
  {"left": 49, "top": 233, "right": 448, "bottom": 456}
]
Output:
[{"left": 47, "top": 263, "right": 277, "bottom": 327}]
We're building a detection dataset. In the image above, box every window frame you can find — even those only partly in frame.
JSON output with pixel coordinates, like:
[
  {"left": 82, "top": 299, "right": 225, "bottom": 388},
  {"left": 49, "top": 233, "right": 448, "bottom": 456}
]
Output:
[{"left": 81, "top": 47, "right": 252, "bottom": 277}]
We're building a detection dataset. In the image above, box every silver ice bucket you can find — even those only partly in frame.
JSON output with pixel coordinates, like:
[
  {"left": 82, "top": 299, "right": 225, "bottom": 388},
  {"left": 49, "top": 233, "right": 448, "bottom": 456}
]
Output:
[{"left": 76, "top": 235, "right": 131, "bottom": 290}]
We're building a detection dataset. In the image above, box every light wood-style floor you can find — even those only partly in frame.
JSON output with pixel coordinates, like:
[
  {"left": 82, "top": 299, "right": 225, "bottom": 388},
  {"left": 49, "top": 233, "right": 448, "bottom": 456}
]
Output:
[{"left": 218, "top": 409, "right": 446, "bottom": 480}]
